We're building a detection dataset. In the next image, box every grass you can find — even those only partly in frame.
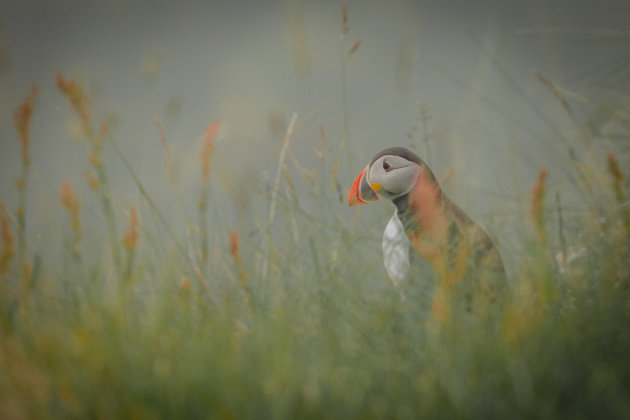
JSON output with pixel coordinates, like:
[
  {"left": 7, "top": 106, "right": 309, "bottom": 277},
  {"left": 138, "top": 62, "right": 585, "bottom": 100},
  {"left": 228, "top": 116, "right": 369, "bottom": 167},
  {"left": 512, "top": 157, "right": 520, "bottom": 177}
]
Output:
[{"left": 0, "top": 70, "right": 629, "bottom": 420}]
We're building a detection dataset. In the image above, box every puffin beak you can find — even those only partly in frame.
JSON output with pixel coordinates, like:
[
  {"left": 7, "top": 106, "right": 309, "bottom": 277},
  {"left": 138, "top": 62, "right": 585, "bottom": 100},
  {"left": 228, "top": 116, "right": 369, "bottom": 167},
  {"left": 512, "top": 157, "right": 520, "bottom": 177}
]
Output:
[{"left": 348, "top": 166, "right": 380, "bottom": 206}]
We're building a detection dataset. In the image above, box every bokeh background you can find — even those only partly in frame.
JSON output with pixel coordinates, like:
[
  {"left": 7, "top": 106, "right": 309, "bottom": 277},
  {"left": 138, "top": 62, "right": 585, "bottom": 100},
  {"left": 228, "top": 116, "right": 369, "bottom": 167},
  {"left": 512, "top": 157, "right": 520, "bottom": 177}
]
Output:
[
  {"left": 1, "top": 0, "right": 628, "bottom": 276},
  {"left": 2, "top": 2, "right": 630, "bottom": 418}
]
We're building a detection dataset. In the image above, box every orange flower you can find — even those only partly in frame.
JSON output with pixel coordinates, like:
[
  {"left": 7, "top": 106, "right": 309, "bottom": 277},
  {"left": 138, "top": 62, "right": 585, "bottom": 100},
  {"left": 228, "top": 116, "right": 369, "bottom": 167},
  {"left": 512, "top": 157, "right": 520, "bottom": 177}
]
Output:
[
  {"left": 200, "top": 119, "right": 221, "bottom": 182},
  {"left": 13, "top": 84, "right": 38, "bottom": 165},
  {"left": 56, "top": 72, "right": 92, "bottom": 136},
  {"left": 122, "top": 206, "right": 139, "bottom": 250}
]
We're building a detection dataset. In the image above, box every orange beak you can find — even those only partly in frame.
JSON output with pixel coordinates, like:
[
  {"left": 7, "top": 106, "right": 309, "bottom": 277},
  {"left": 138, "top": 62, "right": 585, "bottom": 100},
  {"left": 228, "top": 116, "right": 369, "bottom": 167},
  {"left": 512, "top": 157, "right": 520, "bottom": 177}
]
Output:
[{"left": 348, "top": 166, "right": 379, "bottom": 206}]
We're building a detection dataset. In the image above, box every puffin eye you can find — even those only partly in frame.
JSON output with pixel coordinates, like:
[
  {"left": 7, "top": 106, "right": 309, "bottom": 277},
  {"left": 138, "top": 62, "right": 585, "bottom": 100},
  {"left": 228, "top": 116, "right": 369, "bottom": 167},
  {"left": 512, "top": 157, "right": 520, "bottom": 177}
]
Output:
[{"left": 383, "top": 160, "right": 392, "bottom": 172}]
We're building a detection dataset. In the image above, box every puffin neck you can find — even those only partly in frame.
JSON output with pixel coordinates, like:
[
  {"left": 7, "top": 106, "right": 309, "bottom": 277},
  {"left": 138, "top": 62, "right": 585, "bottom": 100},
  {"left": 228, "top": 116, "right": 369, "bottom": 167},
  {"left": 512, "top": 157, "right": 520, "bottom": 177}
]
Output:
[
  {"left": 392, "top": 194, "right": 416, "bottom": 231},
  {"left": 392, "top": 194, "right": 408, "bottom": 214}
]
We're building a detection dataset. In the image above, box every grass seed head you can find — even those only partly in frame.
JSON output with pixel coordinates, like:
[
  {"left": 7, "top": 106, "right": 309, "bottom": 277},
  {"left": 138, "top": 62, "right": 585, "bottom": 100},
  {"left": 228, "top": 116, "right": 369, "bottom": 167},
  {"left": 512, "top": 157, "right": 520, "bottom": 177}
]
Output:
[
  {"left": 318, "top": 121, "right": 327, "bottom": 148},
  {"left": 60, "top": 180, "right": 82, "bottom": 240},
  {"left": 155, "top": 116, "right": 170, "bottom": 155},
  {"left": 348, "top": 40, "right": 361, "bottom": 58},
  {"left": 607, "top": 153, "right": 623, "bottom": 190},
  {"left": 122, "top": 206, "right": 139, "bottom": 251},
  {"left": 201, "top": 119, "right": 221, "bottom": 182},
  {"left": 180, "top": 276, "right": 191, "bottom": 293},
  {"left": 342, "top": 5, "right": 349, "bottom": 34},
  {"left": 56, "top": 72, "right": 92, "bottom": 137},
  {"left": 60, "top": 180, "right": 75, "bottom": 211},
  {"left": 86, "top": 172, "right": 100, "bottom": 191},
  {"left": 0, "top": 206, "right": 13, "bottom": 275},
  {"left": 607, "top": 153, "right": 630, "bottom": 233},
  {"left": 229, "top": 230, "right": 240, "bottom": 260},
  {"left": 529, "top": 168, "right": 548, "bottom": 241},
  {"left": 13, "top": 84, "right": 38, "bottom": 165},
  {"left": 93, "top": 121, "right": 109, "bottom": 151},
  {"left": 87, "top": 150, "right": 100, "bottom": 168}
]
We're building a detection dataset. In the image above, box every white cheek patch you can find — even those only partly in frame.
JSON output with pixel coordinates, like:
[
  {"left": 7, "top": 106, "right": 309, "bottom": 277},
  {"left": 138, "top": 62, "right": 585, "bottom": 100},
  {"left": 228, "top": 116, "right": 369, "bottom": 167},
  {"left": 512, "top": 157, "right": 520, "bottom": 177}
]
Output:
[
  {"left": 368, "top": 156, "right": 422, "bottom": 199},
  {"left": 380, "top": 164, "right": 421, "bottom": 199},
  {"left": 365, "top": 165, "right": 374, "bottom": 185}
]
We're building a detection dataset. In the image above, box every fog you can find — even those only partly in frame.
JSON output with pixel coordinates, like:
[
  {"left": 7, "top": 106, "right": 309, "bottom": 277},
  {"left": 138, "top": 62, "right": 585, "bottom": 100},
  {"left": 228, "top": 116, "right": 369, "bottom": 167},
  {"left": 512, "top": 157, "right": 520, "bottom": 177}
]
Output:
[{"left": 1, "top": 0, "right": 628, "bottom": 275}]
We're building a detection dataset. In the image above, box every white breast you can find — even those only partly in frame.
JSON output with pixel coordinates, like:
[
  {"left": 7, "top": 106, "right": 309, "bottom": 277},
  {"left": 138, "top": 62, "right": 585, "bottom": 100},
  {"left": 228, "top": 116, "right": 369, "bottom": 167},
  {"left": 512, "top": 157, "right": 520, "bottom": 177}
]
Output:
[{"left": 382, "top": 211, "right": 410, "bottom": 289}]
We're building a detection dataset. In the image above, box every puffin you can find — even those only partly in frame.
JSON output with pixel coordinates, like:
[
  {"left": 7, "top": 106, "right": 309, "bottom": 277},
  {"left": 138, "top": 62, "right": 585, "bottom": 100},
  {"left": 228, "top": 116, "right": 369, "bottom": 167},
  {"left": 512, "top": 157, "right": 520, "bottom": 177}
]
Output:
[{"left": 348, "top": 147, "right": 507, "bottom": 312}]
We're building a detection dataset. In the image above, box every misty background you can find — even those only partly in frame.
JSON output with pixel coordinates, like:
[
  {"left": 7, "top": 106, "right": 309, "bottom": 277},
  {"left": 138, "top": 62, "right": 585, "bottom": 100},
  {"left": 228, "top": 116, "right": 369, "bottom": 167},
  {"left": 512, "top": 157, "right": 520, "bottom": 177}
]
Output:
[{"left": 1, "top": 0, "right": 628, "bottom": 278}]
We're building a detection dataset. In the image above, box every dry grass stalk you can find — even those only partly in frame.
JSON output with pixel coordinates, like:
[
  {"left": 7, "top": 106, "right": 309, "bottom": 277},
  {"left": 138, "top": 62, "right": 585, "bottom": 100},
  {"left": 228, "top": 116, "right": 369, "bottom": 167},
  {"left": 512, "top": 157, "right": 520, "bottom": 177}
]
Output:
[
  {"left": 348, "top": 41, "right": 361, "bottom": 58},
  {"left": 529, "top": 168, "right": 548, "bottom": 242},
  {"left": 13, "top": 85, "right": 38, "bottom": 280},
  {"left": 267, "top": 113, "right": 298, "bottom": 228},
  {"left": 180, "top": 275, "right": 191, "bottom": 293},
  {"left": 535, "top": 72, "right": 572, "bottom": 115},
  {"left": 59, "top": 180, "right": 82, "bottom": 252},
  {"left": 201, "top": 119, "right": 221, "bottom": 183},
  {"left": 331, "top": 160, "right": 344, "bottom": 203},
  {"left": 282, "top": 165, "right": 300, "bottom": 244},
  {"left": 122, "top": 206, "right": 139, "bottom": 251},
  {"left": 55, "top": 72, "right": 92, "bottom": 136},
  {"left": 229, "top": 230, "right": 248, "bottom": 287},
  {"left": 56, "top": 72, "right": 123, "bottom": 275},
  {"left": 93, "top": 121, "right": 109, "bottom": 152},
  {"left": 0, "top": 204, "right": 13, "bottom": 276},
  {"left": 199, "top": 119, "right": 221, "bottom": 267},
  {"left": 86, "top": 172, "right": 100, "bottom": 191},
  {"left": 154, "top": 116, "right": 170, "bottom": 155},
  {"left": 263, "top": 112, "right": 298, "bottom": 280},
  {"left": 318, "top": 121, "right": 327, "bottom": 148},
  {"left": 607, "top": 153, "right": 630, "bottom": 233},
  {"left": 229, "top": 230, "right": 240, "bottom": 261},
  {"left": 122, "top": 206, "right": 139, "bottom": 283},
  {"left": 13, "top": 85, "right": 38, "bottom": 166}
]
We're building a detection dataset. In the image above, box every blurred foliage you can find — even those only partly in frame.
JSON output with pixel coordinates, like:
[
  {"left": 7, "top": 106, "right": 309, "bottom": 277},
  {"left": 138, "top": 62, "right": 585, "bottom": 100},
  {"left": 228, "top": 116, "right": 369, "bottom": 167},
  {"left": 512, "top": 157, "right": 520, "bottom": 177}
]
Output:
[{"left": 1, "top": 70, "right": 629, "bottom": 420}]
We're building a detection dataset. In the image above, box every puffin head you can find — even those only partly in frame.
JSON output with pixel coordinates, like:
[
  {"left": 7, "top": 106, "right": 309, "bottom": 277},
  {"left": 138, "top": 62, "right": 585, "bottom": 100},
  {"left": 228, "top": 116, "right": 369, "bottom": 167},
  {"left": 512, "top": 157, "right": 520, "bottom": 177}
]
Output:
[{"left": 348, "top": 147, "right": 431, "bottom": 206}]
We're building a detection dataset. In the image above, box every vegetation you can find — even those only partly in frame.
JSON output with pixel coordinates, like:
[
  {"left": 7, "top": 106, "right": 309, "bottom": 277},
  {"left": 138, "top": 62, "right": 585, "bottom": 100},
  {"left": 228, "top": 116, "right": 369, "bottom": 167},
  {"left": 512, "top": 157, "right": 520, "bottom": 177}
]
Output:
[{"left": 1, "top": 66, "right": 629, "bottom": 419}]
